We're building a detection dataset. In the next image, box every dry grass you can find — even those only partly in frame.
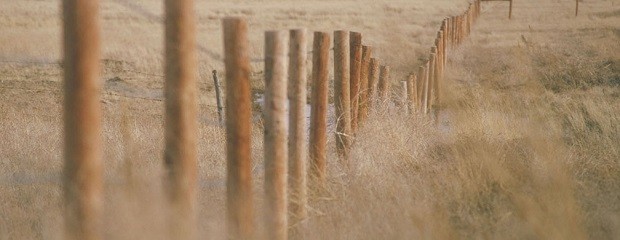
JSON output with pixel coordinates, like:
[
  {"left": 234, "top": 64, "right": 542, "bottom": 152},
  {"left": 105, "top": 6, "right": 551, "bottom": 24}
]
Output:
[{"left": 1, "top": 0, "right": 619, "bottom": 239}]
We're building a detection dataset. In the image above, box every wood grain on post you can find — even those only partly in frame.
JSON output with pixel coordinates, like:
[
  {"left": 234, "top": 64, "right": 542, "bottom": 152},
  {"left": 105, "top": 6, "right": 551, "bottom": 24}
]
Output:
[
  {"left": 416, "top": 66, "right": 426, "bottom": 110},
  {"left": 378, "top": 65, "right": 391, "bottom": 103},
  {"left": 223, "top": 18, "right": 254, "bottom": 240},
  {"left": 358, "top": 46, "right": 372, "bottom": 124},
  {"left": 164, "top": 0, "right": 198, "bottom": 238},
  {"left": 309, "top": 32, "right": 330, "bottom": 186},
  {"left": 349, "top": 32, "right": 362, "bottom": 133},
  {"left": 288, "top": 29, "right": 308, "bottom": 224},
  {"left": 264, "top": 31, "right": 289, "bottom": 240},
  {"left": 63, "top": 0, "right": 103, "bottom": 239},
  {"left": 333, "top": 31, "right": 351, "bottom": 160},
  {"left": 367, "top": 58, "right": 380, "bottom": 112}
]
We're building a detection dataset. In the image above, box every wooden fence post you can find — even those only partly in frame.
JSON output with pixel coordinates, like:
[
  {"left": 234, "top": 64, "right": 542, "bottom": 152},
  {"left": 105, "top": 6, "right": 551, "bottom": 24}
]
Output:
[
  {"left": 430, "top": 47, "right": 439, "bottom": 110},
  {"left": 401, "top": 81, "right": 408, "bottom": 113},
  {"left": 63, "top": 0, "right": 103, "bottom": 239},
  {"left": 452, "top": 16, "right": 459, "bottom": 48},
  {"left": 426, "top": 54, "right": 436, "bottom": 114},
  {"left": 442, "top": 20, "right": 448, "bottom": 63},
  {"left": 163, "top": 0, "right": 198, "bottom": 238},
  {"left": 436, "top": 33, "right": 444, "bottom": 105},
  {"left": 407, "top": 74, "right": 417, "bottom": 113},
  {"left": 378, "top": 65, "right": 391, "bottom": 103},
  {"left": 456, "top": 15, "right": 462, "bottom": 45},
  {"left": 212, "top": 70, "right": 224, "bottom": 125},
  {"left": 334, "top": 30, "right": 352, "bottom": 160},
  {"left": 367, "top": 58, "right": 380, "bottom": 112},
  {"left": 349, "top": 32, "right": 363, "bottom": 133},
  {"left": 264, "top": 31, "right": 289, "bottom": 240},
  {"left": 509, "top": 0, "right": 513, "bottom": 19},
  {"left": 416, "top": 66, "right": 426, "bottom": 111},
  {"left": 288, "top": 29, "right": 308, "bottom": 225},
  {"left": 223, "top": 18, "right": 254, "bottom": 240},
  {"left": 358, "top": 46, "right": 372, "bottom": 124},
  {"left": 575, "top": 0, "right": 579, "bottom": 16},
  {"left": 309, "top": 32, "right": 330, "bottom": 186}
]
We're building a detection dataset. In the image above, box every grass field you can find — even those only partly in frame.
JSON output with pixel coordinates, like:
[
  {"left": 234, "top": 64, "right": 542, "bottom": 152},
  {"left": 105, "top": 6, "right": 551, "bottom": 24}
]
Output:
[{"left": 1, "top": 0, "right": 619, "bottom": 239}]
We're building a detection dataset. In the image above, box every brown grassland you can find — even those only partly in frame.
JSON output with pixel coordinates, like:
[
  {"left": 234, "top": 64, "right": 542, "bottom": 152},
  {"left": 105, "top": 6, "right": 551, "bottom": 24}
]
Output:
[{"left": 1, "top": 0, "right": 619, "bottom": 239}]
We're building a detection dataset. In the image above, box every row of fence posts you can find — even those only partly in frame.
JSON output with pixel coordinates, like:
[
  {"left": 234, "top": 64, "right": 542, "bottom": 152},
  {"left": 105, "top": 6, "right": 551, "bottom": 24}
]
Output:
[
  {"left": 398, "top": 0, "right": 481, "bottom": 121},
  {"left": 61, "top": 0, "right": 481, "bottom": 239}
]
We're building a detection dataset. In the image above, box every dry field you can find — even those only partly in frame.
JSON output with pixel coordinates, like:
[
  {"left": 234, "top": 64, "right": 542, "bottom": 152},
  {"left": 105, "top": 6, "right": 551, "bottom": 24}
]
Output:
[{"left": 1, "top": 0, "right": 619, "bottom": 239}]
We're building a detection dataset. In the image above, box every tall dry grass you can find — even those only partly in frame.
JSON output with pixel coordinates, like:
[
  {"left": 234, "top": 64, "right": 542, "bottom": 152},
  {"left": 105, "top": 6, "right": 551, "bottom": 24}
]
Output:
[{"left": 299, "top": 22, "right": 619, "bottom": 239}]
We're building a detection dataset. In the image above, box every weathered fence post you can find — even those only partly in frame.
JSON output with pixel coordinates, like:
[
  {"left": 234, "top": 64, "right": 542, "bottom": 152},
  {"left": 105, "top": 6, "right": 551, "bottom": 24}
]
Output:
[
  {"left": 426, "top": 54, "right": 435, "bottom": 114},
  {"left": 212, "top": 70, "right": 224, "bottom": 125},
  {"left": 407, "top": 74, "right": 417, "bottom": 113},
  {"left": 436, "top": 34, "right": 444, "bottom": 106},
  {"left": 163, "top": 0, "right": 198, "bottom": 238},
  {"left": 430, "top": 47, "right": 439, "bottom": 110},
  {"left": 289, "top": 29, "right": 308, "bottom": 225},
  {"left": 378, "top": 65, "right": 391, "bottom": 103},
  {"left": 349, "top": 32, "right": 363, "bottom": 133},
  {"left": 358, "top": 46, "right": 372, "bottom": 124},
  {"left": 509, "top": 0, "right": 513, "bottom": 19},
  {"left": 264, "top": 30, "right": 289, "bottom": 240},
  {"left": 367, "top": 58, "right": 380, "bottom": 112},
  {"left": 416, "top": 66, "right": 426, "bottom": 111},
  {"left": 309, "top": 32, "right": 330, "bottom": 186},
  {"left": 400, "top": 81, "right": 408, "bottom": 114},
  {"left": 63, "top": 0, "right": 103, "bottom": 239},
  {"left": 223, "top": 18, "right": 254, "bottom": 240},
  {"left": 334, "top": 30, "right": 351, "bottom": 160},
  {"left": 442, "top": 21, "right": 448, "bottom": 65}
]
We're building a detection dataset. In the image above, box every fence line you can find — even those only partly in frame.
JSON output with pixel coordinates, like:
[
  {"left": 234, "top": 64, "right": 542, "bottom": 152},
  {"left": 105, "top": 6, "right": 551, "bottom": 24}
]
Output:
[{"left": 61, "top": 0, "right": 483, "bottom": 239}]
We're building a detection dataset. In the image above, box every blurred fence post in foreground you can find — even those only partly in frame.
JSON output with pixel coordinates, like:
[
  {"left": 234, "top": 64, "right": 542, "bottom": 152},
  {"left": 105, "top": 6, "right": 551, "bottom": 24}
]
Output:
[
  {"left": 289, "top": 29, "right": 308, "bottom": 226},
  {"left": 223, "top": 17, "right": 254, "bottom": 240},
  {"left": 163, "top": 0, "right": 198, "bottom": 238},
  {"left": 63, "top": 0, "right": 103, "bottom": 239}
]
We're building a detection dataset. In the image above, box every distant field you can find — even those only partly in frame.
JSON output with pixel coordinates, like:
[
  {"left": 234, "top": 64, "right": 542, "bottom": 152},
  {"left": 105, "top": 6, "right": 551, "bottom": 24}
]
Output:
[{"left": 1, "top": 0, "right": 619, "bottom": 239}]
